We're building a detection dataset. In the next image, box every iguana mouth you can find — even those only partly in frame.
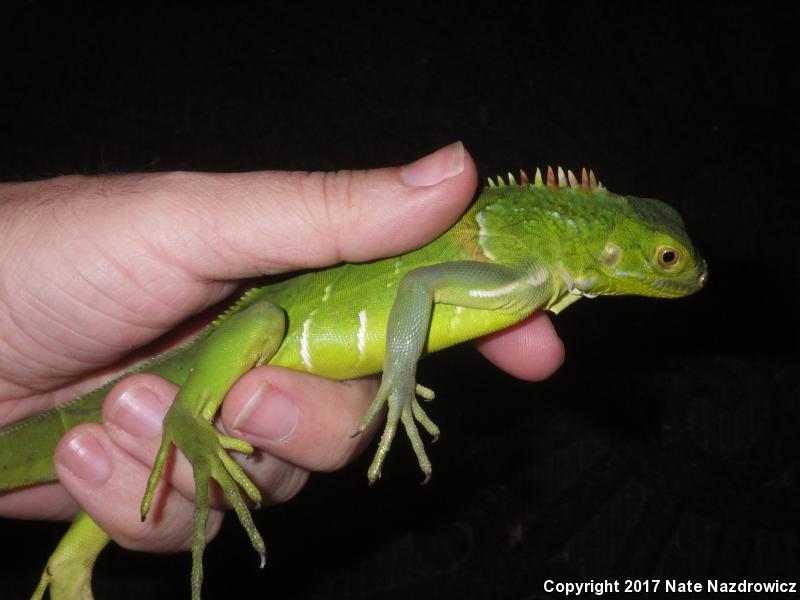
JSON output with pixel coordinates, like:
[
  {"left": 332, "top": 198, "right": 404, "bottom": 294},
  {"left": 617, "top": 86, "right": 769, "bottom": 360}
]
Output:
[{"left": 653, "top": 259, "right": 708, "bottom": 297}]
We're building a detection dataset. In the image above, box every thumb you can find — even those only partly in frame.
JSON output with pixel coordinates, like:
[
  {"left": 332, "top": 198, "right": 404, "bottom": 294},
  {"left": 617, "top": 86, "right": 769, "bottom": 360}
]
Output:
[{"left": 134, "top": 141, "right": 476, "bottom": 279}]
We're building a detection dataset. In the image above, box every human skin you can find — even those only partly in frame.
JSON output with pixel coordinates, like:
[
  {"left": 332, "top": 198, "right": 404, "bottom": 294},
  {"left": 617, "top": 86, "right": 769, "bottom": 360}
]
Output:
[{"left": 0, "top": 142, "right": 564, "bottom": 553}]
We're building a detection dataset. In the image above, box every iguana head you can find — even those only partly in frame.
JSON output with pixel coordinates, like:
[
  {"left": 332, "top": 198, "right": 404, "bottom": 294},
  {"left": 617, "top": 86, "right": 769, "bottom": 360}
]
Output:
[
  {"left": 479, "top": 167, "right": 707, "bottom": 300},
  {"left": 573, "top": 194, "right": 708, "bottom": 298}
]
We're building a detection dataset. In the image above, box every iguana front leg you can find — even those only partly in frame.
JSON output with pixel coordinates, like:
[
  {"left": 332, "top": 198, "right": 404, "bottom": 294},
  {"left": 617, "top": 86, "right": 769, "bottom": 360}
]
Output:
[
  {"left": 355, "top": 260, "right": 553, "bottom": 483},
  {"left": 139, "top": 299, "right": 286, "bottom": 600}
]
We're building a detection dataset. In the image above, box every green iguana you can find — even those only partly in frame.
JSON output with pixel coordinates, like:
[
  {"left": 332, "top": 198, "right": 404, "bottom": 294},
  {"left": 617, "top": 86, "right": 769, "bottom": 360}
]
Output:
[{"left": 0, "top": 166, "right": 707, "bottom": 599}]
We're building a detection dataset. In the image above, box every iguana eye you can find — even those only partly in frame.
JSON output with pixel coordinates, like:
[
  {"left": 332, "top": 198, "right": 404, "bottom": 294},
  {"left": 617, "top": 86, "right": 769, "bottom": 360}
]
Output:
[{"left": 657, "top": 246, "right": 680, "bottom": 268}]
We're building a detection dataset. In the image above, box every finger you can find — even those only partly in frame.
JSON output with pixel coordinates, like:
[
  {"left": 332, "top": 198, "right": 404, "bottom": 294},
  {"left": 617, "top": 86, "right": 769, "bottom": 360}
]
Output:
[
  {"left": 53, "top": 422, "right": 221, "bottom": 553},
  {"left": 101, "top": 374, "right": 311, "bottom": 506},
  {"left": 159, "top": 141, "right": 477, "bottom": 276},
  {"left": 473, "top": 312, "right": 565, "bottom": 381},
  {"left": 221, "top": 366, "right": 381, "bottom": 472},
  {"left": 0, "top": 481, "right": 77, "bottom": 521},
  {"left": 22, "top": 141, "right": 475, "bottom": 283}
]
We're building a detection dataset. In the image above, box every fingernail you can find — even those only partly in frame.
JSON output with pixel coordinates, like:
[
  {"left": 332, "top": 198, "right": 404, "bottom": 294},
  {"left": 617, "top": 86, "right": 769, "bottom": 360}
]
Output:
[
  {"left": 62, "top": 432, "right": 111, "bottom": 483},
  {"left": 110, "top": 384, "right": 168, "bottom": 439},
  {"left": 232, "top": 382, "right": 299, "bottom": 442},
  {"left": 400, "top": 141, "right": 465, "bottom": 187}
]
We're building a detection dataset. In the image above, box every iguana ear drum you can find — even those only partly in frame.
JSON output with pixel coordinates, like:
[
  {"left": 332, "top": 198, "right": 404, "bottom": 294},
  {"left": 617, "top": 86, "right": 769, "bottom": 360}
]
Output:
[{"left": 602, "top": 243, "right": 622, "bottom": 267}]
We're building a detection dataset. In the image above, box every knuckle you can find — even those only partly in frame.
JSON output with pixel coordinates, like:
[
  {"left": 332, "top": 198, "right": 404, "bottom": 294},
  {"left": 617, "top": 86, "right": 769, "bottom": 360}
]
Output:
[
  {"left": 117, "top": 504, "right": 223, "bottom": 552},
  {"left": 297, "top": 169, "right": 364, "bottom": 262},
  {"left": 323, "top": 399, "right": 379, "bottom": 471},
  {"left": 259, "top": 461, "right": 309, "bottom": 504}
]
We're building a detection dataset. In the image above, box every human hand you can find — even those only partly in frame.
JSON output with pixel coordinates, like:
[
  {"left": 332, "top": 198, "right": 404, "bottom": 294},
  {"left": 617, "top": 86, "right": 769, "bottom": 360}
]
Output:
[{"left": 0, "top": 142, "right": 564, "bottom": 553}]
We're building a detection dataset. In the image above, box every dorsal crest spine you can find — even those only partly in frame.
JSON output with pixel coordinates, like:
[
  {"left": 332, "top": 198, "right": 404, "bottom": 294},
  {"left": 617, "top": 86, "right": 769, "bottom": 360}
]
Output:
[
  {"left": 211, "top": 287, "right": 264, "bottom": 327},
  {"left": 486, "top": 166, "right": 603, "bottom": 191}
]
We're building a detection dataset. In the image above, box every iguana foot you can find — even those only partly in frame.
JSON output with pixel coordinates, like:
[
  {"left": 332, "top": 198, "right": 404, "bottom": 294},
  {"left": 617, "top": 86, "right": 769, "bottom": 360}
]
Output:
[
  {"left": 356, "top": 379, "right": 440, "bottom": 484},
  {"left": 140, "top": 406, "right": 265, "bottom": 600},
  {"left": 33, "top": 559, "right": 94, "bottom": 600},
  {"left": 31, "top": 512, "right": 109, "bottom": 600}
]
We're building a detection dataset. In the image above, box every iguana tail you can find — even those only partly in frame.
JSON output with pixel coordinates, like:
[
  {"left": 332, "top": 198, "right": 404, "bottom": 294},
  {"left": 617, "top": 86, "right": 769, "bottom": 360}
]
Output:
[
  {"left": 0, "top": 388, "right": 106, "bottom": 490},
  {"left": 0, "top": 335, "right": 205, "bottom": 491}
]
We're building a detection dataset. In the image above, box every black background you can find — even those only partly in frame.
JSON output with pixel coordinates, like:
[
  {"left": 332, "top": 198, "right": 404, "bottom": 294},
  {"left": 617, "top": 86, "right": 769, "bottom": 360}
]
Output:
[{"left": 1, "top": 2, "right": 797, "bottom": 599}]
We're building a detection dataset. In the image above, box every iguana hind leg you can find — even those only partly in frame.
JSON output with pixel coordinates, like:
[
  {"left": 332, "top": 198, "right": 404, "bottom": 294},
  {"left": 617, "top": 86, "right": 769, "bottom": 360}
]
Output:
[
  {"left": 139, "top": 300, "right": 286, "bottom": 600},
  {"left": 32, "top": 511, "right": 109, "bottom": 600}
]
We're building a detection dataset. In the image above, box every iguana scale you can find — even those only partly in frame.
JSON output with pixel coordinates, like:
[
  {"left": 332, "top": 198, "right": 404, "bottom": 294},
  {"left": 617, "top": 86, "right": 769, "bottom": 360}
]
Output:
[{"left": 0, "top": 166, "right": 707, "bottom": 599}]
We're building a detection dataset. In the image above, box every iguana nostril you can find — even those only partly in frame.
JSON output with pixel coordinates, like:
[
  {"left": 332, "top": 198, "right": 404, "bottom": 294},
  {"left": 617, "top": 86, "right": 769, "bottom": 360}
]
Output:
[{"left": 698, "top": 260, "right": 709, "bottom": 287}]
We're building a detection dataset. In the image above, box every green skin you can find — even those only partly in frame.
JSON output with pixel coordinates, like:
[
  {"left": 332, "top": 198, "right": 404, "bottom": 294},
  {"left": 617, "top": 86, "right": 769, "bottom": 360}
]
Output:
[{"left": 0, "top": 170, "right": 707, "bottom": 599}]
